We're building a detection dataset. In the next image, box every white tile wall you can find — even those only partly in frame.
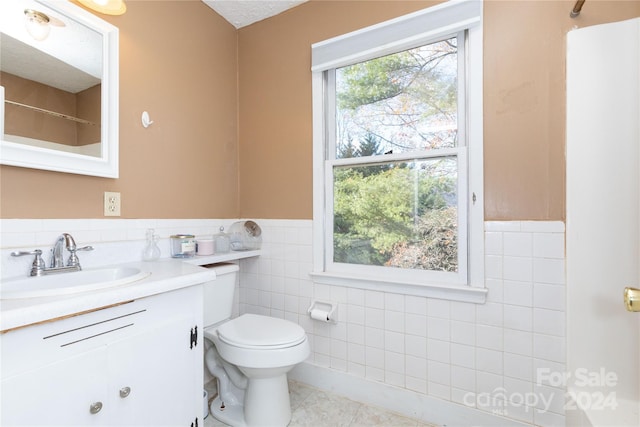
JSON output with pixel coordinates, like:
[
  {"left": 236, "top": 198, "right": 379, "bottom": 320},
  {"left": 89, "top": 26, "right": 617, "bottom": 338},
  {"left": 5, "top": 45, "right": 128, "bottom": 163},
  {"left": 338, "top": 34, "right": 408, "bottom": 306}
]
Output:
[
  {"left": 240, "top": 220, "right": 567, "bottom": 427},
  {"left": 0, "top": 218, "right": 567, "bottom": 426}
]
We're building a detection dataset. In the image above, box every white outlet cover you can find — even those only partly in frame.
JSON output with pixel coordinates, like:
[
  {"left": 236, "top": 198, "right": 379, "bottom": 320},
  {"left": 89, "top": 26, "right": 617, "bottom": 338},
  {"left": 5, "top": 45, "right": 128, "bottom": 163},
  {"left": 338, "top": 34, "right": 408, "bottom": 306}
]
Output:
[{"left": 104, "top": 191, "right": 121, "bottom": 216}]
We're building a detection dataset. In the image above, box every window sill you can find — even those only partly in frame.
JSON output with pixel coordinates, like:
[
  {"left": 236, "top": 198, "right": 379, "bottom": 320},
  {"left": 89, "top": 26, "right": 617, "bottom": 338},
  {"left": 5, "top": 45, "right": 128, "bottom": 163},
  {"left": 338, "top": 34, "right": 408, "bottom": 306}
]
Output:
[{"left": 309, "top": 271, "right": 487, "bottom": 304}]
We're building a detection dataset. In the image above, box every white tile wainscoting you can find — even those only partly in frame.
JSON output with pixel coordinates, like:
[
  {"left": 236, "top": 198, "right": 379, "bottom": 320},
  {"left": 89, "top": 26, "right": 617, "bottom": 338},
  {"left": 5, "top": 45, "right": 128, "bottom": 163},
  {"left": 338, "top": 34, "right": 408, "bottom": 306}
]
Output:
[
  {"left": 238, "top": 220, "right": 566, "bottom": 427},
  {"left": 0, "top": 219, "right": 566, "bottom": 426}
]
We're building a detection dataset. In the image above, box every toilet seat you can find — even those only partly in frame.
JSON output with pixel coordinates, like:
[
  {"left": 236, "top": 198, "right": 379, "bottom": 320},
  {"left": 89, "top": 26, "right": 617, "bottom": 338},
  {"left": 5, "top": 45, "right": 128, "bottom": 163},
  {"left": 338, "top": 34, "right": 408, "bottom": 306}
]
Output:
[{"left": 216, "top": 314, "right": 306, "bottom": 350}]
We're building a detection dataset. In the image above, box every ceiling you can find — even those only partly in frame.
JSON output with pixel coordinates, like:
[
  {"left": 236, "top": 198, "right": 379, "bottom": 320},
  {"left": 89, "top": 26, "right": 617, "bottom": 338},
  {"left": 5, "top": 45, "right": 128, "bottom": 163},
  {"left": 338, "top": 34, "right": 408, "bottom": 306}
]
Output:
[{"left": 202, "top": 0, "right": 308, "bottom": 28}]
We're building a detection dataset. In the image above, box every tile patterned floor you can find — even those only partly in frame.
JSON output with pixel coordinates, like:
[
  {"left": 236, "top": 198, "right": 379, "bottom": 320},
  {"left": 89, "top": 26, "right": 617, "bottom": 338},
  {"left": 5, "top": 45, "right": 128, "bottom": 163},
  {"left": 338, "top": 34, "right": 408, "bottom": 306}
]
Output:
[{"left": 204, "top": 380, "right": 436, "bottom": 427}]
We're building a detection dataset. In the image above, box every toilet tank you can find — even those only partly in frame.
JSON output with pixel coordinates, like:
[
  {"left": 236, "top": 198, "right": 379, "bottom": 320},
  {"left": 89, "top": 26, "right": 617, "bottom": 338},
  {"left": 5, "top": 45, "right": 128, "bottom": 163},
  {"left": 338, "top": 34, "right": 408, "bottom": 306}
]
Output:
[{"left": 202, "top": 263, "right": 239, "bottom": 328}]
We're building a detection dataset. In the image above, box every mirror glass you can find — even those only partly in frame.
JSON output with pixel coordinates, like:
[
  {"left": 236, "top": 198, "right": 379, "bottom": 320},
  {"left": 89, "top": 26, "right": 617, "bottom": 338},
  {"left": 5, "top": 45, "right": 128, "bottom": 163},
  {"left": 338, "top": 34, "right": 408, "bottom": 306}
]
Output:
[{"left": 0, "top": 0, "right": 119, "bottom": 178}]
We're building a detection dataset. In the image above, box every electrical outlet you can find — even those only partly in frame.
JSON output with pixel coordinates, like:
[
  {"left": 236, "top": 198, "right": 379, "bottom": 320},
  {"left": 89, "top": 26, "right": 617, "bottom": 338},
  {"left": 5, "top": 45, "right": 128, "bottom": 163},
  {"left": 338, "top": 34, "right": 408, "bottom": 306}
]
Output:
[{"left": 104, "top": 191, "right": 121, "bottom": 216}]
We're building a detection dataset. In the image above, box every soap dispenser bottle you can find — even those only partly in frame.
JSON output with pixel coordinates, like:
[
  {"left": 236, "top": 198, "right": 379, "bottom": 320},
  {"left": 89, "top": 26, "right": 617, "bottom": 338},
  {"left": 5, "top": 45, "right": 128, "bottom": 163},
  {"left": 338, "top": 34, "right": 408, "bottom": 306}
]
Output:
[
  {"left": 214, "top": 226, "right": 230, "bottom": 254},
  {"left": 142, "top": 228, "right": 161, "bottom": 261}
]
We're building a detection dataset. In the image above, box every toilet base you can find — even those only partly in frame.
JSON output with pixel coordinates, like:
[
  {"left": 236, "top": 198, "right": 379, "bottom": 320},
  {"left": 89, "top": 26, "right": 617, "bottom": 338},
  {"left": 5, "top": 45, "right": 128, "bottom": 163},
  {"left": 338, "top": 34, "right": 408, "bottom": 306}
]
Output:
[
  {"left": 209, "top": 374, "right": 293, "bottom": 427},
  {"left": 243, "top": 374, "right": 292, "bottom": 426},
  {"left": 210, "top": 396, "right": 246, "bottom": 427}
]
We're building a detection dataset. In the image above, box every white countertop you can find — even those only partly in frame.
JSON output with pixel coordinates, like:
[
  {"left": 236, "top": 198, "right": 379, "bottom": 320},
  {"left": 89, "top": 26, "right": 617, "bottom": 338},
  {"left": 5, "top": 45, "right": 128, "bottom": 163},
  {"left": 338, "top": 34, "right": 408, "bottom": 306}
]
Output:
[
  {"left": 0, "top": 259, "right": 215, "bottom": 333},
  {"left": 0, "top": 249, "right": 262, "bottom": 332}
]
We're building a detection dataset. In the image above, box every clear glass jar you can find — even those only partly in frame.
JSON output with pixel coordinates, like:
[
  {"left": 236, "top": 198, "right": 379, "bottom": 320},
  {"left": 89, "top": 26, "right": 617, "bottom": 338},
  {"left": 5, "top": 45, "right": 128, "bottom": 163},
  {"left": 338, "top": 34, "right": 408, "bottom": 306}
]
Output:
[
  {"left": 228, "top": 220, "right": 262, "bottom": 250},
  {"left": 170, "top": 234, "right": 196, "bottom": 258},
  {"left": 142, "top": 228, "right": 161, "bottom": 261},
  {"left": 213, "top": 227, "right": 230, "bottom": 254}
]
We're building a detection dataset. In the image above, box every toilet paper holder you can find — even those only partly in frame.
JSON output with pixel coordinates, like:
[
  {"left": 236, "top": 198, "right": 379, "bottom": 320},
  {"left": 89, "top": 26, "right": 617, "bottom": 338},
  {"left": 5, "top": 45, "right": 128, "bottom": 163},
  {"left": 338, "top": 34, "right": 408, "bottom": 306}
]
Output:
[{"left": 307, "top": 300, "right": 337, "bottom": 323}]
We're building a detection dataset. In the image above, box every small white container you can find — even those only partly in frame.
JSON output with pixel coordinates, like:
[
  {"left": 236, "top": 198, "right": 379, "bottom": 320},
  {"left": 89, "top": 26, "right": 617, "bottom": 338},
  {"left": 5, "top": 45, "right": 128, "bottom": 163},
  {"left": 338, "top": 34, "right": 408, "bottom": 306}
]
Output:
[{"left": 196, "top": 239, "right": 214, "bottom": 256}]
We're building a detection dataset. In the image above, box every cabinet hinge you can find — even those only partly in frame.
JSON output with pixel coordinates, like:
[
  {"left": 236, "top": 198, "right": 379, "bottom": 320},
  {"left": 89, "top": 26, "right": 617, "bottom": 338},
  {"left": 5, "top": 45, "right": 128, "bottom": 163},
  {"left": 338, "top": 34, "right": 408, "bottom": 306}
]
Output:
[{"left": 190, "top": 326, "right": 198, "bottom": 349}]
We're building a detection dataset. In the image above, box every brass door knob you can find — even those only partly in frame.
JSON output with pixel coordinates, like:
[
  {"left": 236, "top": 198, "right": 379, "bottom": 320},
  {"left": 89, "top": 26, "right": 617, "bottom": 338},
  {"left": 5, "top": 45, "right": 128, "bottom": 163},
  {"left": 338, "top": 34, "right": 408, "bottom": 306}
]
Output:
[{"left": 624, "top": 287, "right": 640, "bottom": 312}]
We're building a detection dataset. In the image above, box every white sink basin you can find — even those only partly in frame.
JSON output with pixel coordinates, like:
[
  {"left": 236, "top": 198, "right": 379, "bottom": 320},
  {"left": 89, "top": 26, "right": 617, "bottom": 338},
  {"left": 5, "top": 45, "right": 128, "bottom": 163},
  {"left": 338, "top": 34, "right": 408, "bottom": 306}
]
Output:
[{"left": 1, "top": 267, "right": 151, "bottom": 299}]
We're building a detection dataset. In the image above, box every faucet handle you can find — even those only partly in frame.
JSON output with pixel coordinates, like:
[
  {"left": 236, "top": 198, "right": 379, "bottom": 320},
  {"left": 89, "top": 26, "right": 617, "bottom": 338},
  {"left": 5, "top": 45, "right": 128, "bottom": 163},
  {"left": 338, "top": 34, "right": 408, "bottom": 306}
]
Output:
[
  {"left": 11, "top": 249, "right": 42, "bottom": 257},
  {"left": 11, "top": 249, "right": 46, "bottom": 276},
  {"left": 66, "top": 245, "right": 93, "bottom": 268}
]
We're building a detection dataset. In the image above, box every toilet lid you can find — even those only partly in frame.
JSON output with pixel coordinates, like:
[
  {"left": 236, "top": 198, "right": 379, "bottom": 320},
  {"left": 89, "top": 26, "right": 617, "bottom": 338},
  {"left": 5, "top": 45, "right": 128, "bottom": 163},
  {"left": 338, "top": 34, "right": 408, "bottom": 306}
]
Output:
[{"left": 216, "top": 314, "right": 306, "bottom": 349}]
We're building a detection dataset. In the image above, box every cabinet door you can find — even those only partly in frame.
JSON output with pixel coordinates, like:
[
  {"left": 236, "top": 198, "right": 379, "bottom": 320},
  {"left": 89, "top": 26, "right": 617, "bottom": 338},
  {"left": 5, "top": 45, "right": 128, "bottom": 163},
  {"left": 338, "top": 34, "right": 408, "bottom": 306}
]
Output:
[
  {"left": 1, "top": 347, "right": 108, "bottom": 426},
  {"left": 108, "top": 302, "right": 202, "bottom": 425}
]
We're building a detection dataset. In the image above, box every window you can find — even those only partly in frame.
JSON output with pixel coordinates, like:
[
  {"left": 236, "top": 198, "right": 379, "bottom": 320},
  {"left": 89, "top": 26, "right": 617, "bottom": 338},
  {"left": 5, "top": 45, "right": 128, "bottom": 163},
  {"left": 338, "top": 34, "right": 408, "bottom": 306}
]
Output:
[{"left": 311, "top": 0, "right": 485, "bottom": 302}]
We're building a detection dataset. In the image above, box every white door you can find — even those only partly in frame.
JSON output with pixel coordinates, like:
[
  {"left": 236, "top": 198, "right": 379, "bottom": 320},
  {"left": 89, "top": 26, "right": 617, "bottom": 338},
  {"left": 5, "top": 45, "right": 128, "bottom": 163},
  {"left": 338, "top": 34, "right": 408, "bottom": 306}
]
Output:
[
  {"left": 107, "top": 292, "right": 203, "bottom": 427},
  {"left": 108, "top": 316, "right": 200, "bottom": 427},
  {"left": 1, "top": 348, "right": 108, "bottom": 426},
  {"left": 566, "top": 17, "right": 640, "bottom": 426}
]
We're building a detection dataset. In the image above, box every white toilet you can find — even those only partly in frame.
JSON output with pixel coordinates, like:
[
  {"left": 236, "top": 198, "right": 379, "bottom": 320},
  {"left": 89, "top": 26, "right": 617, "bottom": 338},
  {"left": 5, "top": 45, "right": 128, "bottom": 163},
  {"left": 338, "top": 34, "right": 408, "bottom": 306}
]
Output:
[{"left": 203, "top": 263, "right": 310, "bottom": 426}]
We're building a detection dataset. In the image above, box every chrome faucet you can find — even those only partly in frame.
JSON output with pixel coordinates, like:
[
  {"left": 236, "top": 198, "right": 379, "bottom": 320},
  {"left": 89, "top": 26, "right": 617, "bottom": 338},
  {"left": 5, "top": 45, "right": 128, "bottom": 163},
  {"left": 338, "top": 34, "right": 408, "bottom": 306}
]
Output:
[
  {"left": 51, "top": 234, "right": 68, "bottom": 268},
  {"left": 51, "top": 233, "right": 87, "bottom": 268},
  {"left": 12, "top": 233, "right": 94, "bottom": 276}
]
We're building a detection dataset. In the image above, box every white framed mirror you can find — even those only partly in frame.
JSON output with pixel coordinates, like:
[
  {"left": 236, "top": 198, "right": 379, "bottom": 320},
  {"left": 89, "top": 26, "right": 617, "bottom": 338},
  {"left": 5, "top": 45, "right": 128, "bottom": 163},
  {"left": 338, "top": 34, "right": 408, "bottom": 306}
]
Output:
[{"left": 0, "top": 0, "right": 119, "bottom": 178}]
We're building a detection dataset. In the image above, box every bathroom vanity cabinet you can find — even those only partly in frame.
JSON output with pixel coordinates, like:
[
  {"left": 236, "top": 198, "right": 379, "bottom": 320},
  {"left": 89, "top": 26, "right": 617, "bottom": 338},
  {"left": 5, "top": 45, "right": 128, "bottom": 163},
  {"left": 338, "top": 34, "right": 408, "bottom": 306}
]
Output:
[{"left": 0, "top": 285, "right": 204, "bottom": 426}]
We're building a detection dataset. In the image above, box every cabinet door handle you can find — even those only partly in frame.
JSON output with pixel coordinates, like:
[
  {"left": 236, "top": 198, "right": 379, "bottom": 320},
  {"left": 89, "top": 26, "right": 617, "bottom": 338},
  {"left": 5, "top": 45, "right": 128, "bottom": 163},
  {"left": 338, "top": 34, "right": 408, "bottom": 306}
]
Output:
[
  {"left": 89, "top": 401, "right": 103, "bottom": 414},
  {"left": 119, "top": 386, "right": 131, "bottom": 398}
]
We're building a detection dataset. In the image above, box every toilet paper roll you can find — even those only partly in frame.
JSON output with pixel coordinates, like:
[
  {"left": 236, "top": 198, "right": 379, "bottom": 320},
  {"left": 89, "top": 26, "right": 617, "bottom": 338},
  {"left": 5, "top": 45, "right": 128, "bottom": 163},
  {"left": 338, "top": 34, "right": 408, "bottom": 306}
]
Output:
[{"left": 310, "top": 308, "right": 331, "bottom": 322}]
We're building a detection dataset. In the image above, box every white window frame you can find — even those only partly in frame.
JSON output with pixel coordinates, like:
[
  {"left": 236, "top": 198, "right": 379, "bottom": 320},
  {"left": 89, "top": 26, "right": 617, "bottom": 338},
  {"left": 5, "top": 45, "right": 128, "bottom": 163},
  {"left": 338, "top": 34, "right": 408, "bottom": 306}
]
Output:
[{"left": 311, "top": 0, "right": 486, "bottom": 303}]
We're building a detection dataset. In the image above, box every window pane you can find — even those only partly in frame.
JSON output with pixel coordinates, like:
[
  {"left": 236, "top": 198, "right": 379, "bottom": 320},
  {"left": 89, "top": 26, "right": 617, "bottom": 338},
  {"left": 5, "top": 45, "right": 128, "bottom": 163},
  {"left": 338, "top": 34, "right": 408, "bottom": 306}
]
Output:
[
  {"left": 333, "top": 157, "right": 458, "bottom": 272},
  {"left": 335, "top": 37, "right": 458, "bottom": 159}
]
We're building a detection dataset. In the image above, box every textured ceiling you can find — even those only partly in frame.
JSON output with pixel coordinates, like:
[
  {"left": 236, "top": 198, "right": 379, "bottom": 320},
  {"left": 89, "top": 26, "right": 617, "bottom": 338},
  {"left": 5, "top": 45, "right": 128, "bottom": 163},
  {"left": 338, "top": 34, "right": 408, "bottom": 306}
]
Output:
[{"left": 202, "top": 0, "right": 307, "bottom": 28}]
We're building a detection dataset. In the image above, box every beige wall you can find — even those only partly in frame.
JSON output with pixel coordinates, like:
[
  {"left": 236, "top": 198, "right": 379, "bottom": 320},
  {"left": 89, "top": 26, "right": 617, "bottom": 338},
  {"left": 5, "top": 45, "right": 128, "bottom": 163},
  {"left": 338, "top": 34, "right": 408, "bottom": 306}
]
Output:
[
  {"left": 1, "top": 0, "right": 639, "bottom": 220},
  {"left": 238, "top": 0, "right": 640, "bottom": 221},
  {"left": 77, "top": 84, "right": 102, "bottom": 146},
  {"left": 483, "top": 0, "right": 639, "bottom": 220},
  {"left": 0, "top": 0, "right": 238, "bottom": 218},
  {"left": 2, "top": 72, "right": 100, "bottom": 147},
  {"left": 2, "top": 71, "right": 80, "bottom": 146},
  {"left": 238, "top": 1, "right": 442, "bottom": 220}
]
